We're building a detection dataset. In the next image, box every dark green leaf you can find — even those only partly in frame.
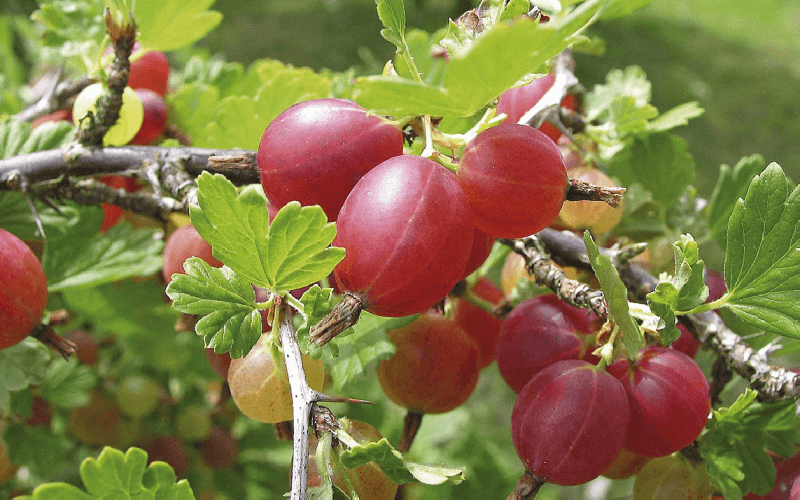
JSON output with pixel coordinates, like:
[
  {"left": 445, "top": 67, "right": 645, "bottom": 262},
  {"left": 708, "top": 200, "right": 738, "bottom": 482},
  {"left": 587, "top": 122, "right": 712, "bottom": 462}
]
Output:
[
  {"left": 608, "top": 132, "right": 695, "bottom": 210},
  {"left": 166, "top": 258, "right": 262, "bottom": 359},
  {"left": 0, "top": 339, "right": 50, "bottom": 410},
  {"left": 707, "top": 155, "right": 767, "bottom": 248},
  {"left": 0, "top": 194, "right": 82, "bottom": 240},
  {"left": 723, "top": 163, "right": 800, "bottom": 338},
  {"left": 0, "top": 117, "right": 73, "bottom": 159},
  {"left": 43, "top": 220, "right": 163, "bottom": 292},
  {"left": 4, "top": 422, "right": 71, "bottom": 477},
  {"left": 38, "top": 357, "right": 97, "bottom": 409},
  {"left": 583, "top": 232, "right": 644, "bottom": 356}
]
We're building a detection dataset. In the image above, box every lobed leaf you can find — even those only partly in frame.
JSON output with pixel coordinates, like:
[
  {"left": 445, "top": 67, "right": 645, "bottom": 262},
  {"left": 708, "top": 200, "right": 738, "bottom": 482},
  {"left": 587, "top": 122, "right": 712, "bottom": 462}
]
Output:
[
  {"left": 583, "top": 232, "right": 644, "bottom": 356},
  {"left": 31, "top": 446, "right": 194, "bottom": 499},
  {"left": 723, "top": 163, "right": 800, "bottom": 338},
  {"left": 38, "top": 357, "right": 98, "bottom": 409},
  {"left": 0, "top": 117, "right": 73, "bottom": 159},
  {"left": 375, "top": 0, "right": 406, "bottom": 51},
  {"left": 0, "top": 339, "right": 51, "bottom": 410},
  {"left": 0, "top": 194, "right": 82, "bottom": 240},
  {"left": 191, "top": 172, "right": 344, "bottom": 294},
  {"left": 701, "top": 389, "right": 800, "bottom": 497},
  {"left": 166, "top": 258, "right": 261, "bottom": 358}
]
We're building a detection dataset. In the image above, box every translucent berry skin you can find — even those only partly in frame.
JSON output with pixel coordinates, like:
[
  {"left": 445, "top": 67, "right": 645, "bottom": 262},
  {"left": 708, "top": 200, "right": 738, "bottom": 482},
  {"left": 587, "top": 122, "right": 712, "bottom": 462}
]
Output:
[
  {"left": 334, "top": 155, "right": 474, "bottom": 317},
  {"left": 142, "top": 435, "right": 190, "bottom": 477},
  {"left": 633, "top": 454, "right": 715, "bottom": 500},
  {"left": 130, "top": 89, "right": 168, "bottom": 145},
  {"left": 378, "top": 313, "right": 480, "bottom": 414},
  {"left": 511, "top": 360, "right": 629, "bottom": 486},
  {"left": 0, "top": 228, "right": 48, "bottom": 349},
  {"left": 671, "top": 323, "right": 700, "bottom": 359},
  {"left": 457, "top": 123, "right": 568, "bottom": 238},
  {"left": 609, "top": 347, "right": 711, "bottom": 458},
  {"left": 129, "top": 48, "right": 170, "bottom": 96},
  {"left": 258, "top": 98, "right": 403, "bottom": 221},
  {"left": 162, "top": 224, "right": 223, "bottom": 283},
  {"left": 451, "top": 277, "right": 505, "bottom": 368},
  {"left": 497, "top": 294, "right": 599, "bottom": 393},
  {"left": 460, "top": 227, "right": 495, "bottom": 280}
]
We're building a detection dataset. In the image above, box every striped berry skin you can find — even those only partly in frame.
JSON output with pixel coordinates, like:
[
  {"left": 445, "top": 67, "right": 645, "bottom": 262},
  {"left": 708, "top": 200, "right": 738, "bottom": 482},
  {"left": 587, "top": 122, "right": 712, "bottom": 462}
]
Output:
[{"left": 0, "top": 228, "right": 48, "bottom": 349}]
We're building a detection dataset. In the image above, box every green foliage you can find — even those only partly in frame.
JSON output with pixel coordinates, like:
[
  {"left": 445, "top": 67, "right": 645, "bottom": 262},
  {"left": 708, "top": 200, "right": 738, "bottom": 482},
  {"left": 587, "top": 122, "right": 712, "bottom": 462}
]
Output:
[
  {"left": 647, "top": 234, "right": 708, "bottom": 343},
  {"left": 31, "top": 0, "right": 106, "bottom": 69},
  {"left": 0, "top": 339, "right": 50, "bottom": 411},
  {"left": 42, "top": 217, "right": 164, "bottom": 292},
  {"left": 583, "top": 232, "right": 644, "bottom": 356},
  {"left": 38, "top": 357, "right": 98, "bottom": 409},
  {"left": 375, "top": 0, "right": 407, "bottom": 53},
  {"left": 135, "top": 0, "right": 222, "bottom": 51},
  {"left": 0, "top": 117, "right": 74, "bottom": 159},
  {"left": 189, "top": 172, "right": 344, "bottom": 293},
  {"left": 166, "top": 258, "right": 262, "bottom": 358},
  {"left": 29, "top": 446, "right": 194, "bottom": 499},
  {"left": 701, "top": 389, "right": 800, "bottom": 498},
  {"left": 3, "top": 422, "right": 73, "bottom": 480},
  {"left": 722, "top": 163, "right": 800, "bottom": 338},
  {"left": 0, "top": 193, "right": 82, "bottom": 240},
  {"left": 338, "top": 436, "right": 464, "bottom": 486},
  {"left": 707, "top": 154, "right": 768, "bottom": 249}
]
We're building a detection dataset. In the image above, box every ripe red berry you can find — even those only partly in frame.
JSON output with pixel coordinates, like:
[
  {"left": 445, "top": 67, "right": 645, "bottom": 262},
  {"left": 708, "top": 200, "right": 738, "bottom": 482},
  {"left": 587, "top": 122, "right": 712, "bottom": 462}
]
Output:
[
  {"left": 511, "top": 360, "right": 629, "bottom": 486},
  {"left": 496, "top": 74, "right": 577, "bottom": 142},
  {"left": 258, "top": 98, "right": 403, "bottom": 221},
  {"left": 129, "top": 47, "right": 170, "bottom": 96},
  {"left": 609, "top": 347, "right": 711, "bottom": 457},
  {"left": 457, "top": 123, "right": 568, "bottom": 238},
  {"left": 378, "top": 313, "right": 480, "bottom": 414},
  {"left": 496, "top": 294, "right": 599, "bottom": 393},
  {"left": 162, "top": 224, "right": 223, "bottom": 283},
  {"left": 129, "top": 89, "right": 168, "bottom": 145},
  {"left": 0, "top": 228, "right": 48, "bottom": 349},
  {"left": 450, "top": 277, "right": 505, "bottom": 368},
  {"left": 333, "top": 155, "right": 473, "bottom": 317}
]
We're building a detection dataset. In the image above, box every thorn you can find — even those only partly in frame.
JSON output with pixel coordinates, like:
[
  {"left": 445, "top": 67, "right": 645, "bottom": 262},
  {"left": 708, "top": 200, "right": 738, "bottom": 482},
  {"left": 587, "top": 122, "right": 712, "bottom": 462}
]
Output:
[
  {"left": 23, "top": 192, "right": 46, "bottom": 239},
  {"left": 312, "top": 391, "right": 374, "bottom": 406}
]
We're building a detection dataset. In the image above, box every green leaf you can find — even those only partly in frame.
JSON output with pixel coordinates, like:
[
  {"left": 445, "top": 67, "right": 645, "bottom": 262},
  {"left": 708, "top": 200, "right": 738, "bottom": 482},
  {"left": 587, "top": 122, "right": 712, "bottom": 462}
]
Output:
[
  {"left": 608, "top": 132, "right": 695, "bottom": 210},
  {"left": 583, "top": 232, "right": 644, "bottom": 356},
  {"left": 339, "top": 437, "right": 464, "bottom": 485},
  {"left": 356, "top": 1, "right": 606, "bottom": 117},
  {"left": 0, "top": 339, "right": 51, "bottom": 410},
  {"left": 62, "top": 279, "right": 178, "bottom": 339},
  {"left": 135, "top": 0, "right": 223, "bottom": 51},
  {"left": 647, "top": 235, "right": 708, "bottom": 343},
  {"left": 38, "top": 357, "right": 98, "bottom": 409},
  {"left": 647, "top": 101, "right": 705, "bottom": 132},
  {"left": 166, "top": 82, "right": 223, "bottom": 147},
  {"left": 296, "top": 286, "right": 340, "bottom": 359},
  {"left": 31, "top": 447, "right": 194, "bottom": 499},
  {"left": 190, "top": 172, "right": 344, "bottom": 293},
  {"left": 166, "top": 258, "right": 262, "bottom": 358},
  {"left": 0, "top": 194, "right": 82, "bottom": 240},
  {"left": 393, "top": 29, "right": 448, "bottom": 86},
  {"left": 42, "top": 219, "right": 163, "bottom": 292},
  {"left": 4, "top": 422, "right": 71, "bottom": 478},
  {"left": 31, "top": 0, "right": 105, "bottom": 68},
  {"left": 327, "top": 312, "right": 406, "bottom": 391},
  {"left": 722, "top": 163, "right": 800, "bottom": 338},
  {"left": 375, "top": 0, "right": 406, "bottom": 51},
  {"left": 706, "top": 155, "right": 767, "bottom": 249},
  {"left": 701, "top": 389, "right": 800, "bottom": 497},
  {"left": 0, "top": 117, "right": 74, "bottom": 159}
]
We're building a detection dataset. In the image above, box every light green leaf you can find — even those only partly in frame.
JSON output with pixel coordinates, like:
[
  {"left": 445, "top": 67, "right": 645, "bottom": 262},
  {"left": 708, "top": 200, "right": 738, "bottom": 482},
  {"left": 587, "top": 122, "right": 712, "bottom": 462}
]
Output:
[
  {"left": 43, "top": 220, "right": 163, "bottom": 292},
  {"left": 190, "top": 172, "right": 344, "bottom": 293},
  {"left": 375, "top": 0, "right": 406, "bottom": 51},
  {"left": 707, "top": 155, "right": 767, "bottom": 249},
  {"left": 647, "top": 101, "right": 704, "bottom": 132},
  {"left": 31, "top": 0, "right": 105, "bottom": 68},
  {"left": 0, "top": 339, "right": 50, "bottom": 410},
  {"left": 583, "top": 232, "right": 644, "bottom": 356},
  {"left": 296, "top": 286, "right": 340, "bottom": 359},
  {"left": 723, "top": 163, "right": 800, "bottom": 338},
  {"left": 166, "top": 258, "right": 261, "bottom": 358},
  {"left": 339, "top": 437, "right": 464, "bottom": 485},
  {"left": 647, "top": 235, "right": 708, "bottom": 344},
  {"left": 136, "top": 0, "right": 223, "bottom": 51}
]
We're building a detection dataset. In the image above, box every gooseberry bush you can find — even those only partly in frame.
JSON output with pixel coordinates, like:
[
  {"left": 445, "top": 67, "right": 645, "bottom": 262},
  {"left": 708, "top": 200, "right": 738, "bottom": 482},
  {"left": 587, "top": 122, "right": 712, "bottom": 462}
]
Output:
[{"left": 0, "top": 0, "right": 798, "bottom": 499}]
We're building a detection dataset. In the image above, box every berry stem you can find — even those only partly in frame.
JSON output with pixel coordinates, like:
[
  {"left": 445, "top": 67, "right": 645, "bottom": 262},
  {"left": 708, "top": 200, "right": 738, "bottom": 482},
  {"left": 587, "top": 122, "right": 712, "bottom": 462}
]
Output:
[
  {"left": 507, "top": 470, "right": 544, "bottom": 499},
  {"left": 396, "top": 411, "right": 424, "bottom": 453}
]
